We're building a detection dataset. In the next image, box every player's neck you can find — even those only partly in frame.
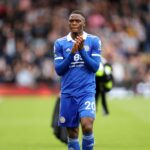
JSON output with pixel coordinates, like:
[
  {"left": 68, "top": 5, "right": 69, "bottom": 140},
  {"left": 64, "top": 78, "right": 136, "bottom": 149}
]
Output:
[{"left": 71, "top": 32, "right": 83, "bottom": 40}]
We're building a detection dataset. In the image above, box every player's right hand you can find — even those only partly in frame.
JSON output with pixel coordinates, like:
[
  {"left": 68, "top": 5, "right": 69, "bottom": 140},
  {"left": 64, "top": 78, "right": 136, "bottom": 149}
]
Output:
[{"left": 71, "top": 42, "right": 78, "bottom": 54}]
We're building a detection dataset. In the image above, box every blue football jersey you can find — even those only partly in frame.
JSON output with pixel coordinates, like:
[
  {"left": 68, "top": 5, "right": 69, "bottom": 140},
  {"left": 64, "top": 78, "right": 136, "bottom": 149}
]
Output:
[{"left": 54, "top": 32, "right": 101, "bottom": 96}]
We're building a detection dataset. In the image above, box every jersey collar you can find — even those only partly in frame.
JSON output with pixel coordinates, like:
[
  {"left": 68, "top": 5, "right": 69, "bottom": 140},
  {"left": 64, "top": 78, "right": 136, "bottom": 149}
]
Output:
[{"left": 67, "top": 31, "right": 87, "bottom": 42}]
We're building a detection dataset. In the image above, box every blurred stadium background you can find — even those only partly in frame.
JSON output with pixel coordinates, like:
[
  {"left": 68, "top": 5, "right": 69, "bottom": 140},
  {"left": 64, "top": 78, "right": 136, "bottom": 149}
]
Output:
[{"left": 0, "top": 0, "right": 150, "bottom": 150}]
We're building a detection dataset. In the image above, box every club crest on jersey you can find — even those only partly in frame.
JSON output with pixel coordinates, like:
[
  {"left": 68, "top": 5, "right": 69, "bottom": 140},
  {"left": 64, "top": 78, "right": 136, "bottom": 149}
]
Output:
[
  {"left": 84, "top": 45, "right": 90, "bottom": 51},
  {"left": 59, "top": 116, "right": 66, "bottom": 123}
]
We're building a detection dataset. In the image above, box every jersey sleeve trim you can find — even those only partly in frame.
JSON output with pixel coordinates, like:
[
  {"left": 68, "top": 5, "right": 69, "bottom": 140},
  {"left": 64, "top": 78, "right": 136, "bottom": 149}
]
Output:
[
  {"left": 91, "top": 54, "right": 101, "bottom": 57},
  {"left": 55, "top": 57, "right": 64, "bottom": 60}
]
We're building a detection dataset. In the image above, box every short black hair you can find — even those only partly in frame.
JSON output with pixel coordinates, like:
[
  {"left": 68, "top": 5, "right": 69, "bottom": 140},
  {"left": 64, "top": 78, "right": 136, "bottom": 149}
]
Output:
[{"left": 70, "top": 10, "right": 85, "bottom": 19}]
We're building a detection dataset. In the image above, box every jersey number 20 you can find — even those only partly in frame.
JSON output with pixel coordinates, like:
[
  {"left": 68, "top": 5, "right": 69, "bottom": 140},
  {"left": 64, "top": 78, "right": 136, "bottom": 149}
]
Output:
[{"left": 85, "top": 101, "right": 95, "bottom": 111}]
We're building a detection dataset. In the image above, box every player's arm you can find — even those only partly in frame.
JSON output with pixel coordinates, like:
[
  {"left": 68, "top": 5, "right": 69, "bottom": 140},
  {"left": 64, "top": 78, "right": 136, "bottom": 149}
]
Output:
[
  {"left": 79, "top": 36, "right": 101, "bottom": 73},
  {"left": 54, "top": 40, "right": 74, "bottom": 76}
]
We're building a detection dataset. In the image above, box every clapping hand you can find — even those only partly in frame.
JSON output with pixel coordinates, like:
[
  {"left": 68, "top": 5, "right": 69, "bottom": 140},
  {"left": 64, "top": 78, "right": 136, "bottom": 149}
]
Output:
[{"left": 71, "top": 36, "right": 84, "bottom": 53}]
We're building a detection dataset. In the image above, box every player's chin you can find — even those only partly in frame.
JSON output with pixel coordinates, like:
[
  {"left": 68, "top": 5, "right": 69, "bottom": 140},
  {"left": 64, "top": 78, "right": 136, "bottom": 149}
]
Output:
[{"left": 72, "top": 30, "right": 79, "bottom": 34}]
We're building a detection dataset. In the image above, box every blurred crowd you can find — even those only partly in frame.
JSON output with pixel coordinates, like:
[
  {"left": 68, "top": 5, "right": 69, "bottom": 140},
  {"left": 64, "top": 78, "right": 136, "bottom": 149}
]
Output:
[{"left": 0, "top": 0, "right": 150, "bottom": 92}]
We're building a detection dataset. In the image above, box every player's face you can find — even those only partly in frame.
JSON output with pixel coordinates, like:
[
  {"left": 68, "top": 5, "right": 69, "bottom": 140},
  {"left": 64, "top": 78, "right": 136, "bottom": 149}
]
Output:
[{"left": 69, "top": 14, "right": 85, "bottom": 34}]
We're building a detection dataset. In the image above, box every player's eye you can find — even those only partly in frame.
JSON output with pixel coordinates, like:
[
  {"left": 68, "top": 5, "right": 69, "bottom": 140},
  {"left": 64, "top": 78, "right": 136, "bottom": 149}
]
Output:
[
  {"left": 76, "top": 20, "right": 81, "bottom": 23},
  {"left": 69, "top": 19, "right": 81, "bottom": 23},
  {"left": 69, "top": 20, "right": 73, "bottom": 23}
]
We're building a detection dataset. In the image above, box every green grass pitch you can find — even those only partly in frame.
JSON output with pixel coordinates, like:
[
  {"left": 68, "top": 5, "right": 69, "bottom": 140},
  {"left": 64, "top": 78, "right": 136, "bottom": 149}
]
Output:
[{"left": 0, "top": 95, "right": 150, "bottom": 150}]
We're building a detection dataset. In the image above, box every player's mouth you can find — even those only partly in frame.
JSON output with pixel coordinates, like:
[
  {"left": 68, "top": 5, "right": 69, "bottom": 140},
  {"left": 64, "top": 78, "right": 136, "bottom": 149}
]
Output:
[{"left": 71, "top": 27, "right": 78, "bottom": 31}]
